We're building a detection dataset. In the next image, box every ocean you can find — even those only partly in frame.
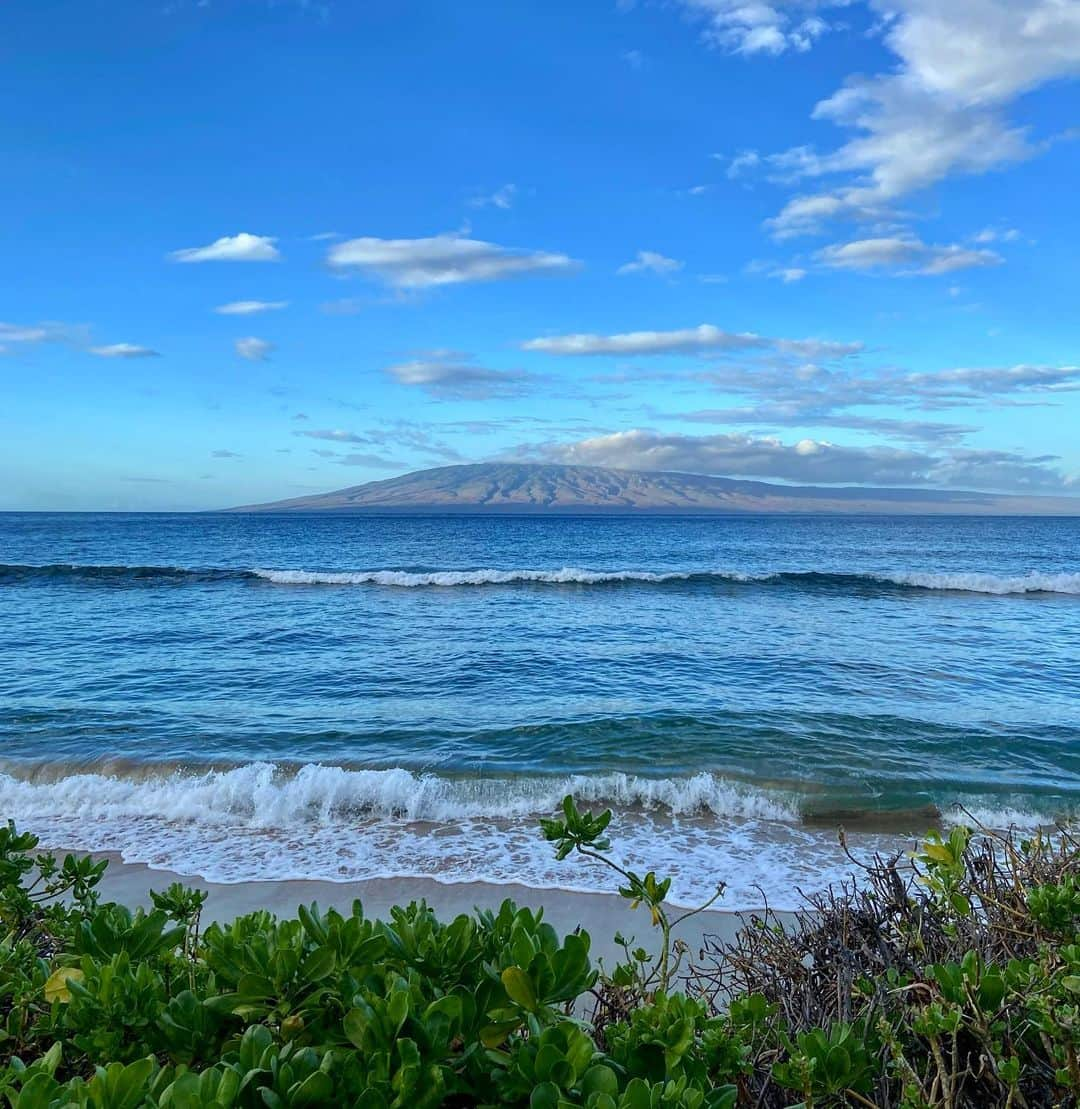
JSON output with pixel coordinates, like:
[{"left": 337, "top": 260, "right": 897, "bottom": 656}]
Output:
[{"left": 1, "top": 511, "right": 1078, "bottom": 908}]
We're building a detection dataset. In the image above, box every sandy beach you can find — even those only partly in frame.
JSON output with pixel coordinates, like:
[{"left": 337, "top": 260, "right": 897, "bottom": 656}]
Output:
[{"left": 83, "top": 850, "right": 768, "bottom": 970}]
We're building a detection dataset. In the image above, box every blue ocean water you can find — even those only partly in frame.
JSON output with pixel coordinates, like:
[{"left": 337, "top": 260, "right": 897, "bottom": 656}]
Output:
[{"left": 1, "top": 512, "right": 1078, "bottom": 907}]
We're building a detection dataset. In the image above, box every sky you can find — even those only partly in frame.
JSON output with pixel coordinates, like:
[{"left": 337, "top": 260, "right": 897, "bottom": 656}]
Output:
[{"left": 3, "top": 0, "right": 1080, "bottom": 510}]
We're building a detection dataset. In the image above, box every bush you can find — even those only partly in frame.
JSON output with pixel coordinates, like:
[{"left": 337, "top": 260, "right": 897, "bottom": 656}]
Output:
[{"left": 0, "top": 807, "right": 1076, "bottom": 1107}]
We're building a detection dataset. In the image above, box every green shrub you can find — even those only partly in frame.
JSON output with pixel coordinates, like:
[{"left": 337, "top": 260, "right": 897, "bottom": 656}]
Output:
[{"left": 0, "top": 809, "right": 1077, "bottom": 1107}]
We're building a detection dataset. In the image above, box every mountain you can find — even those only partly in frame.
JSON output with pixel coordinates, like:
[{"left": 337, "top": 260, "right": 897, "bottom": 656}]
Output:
[{"left": 226, "top": 462, "right": 1080, "bottom": 515}]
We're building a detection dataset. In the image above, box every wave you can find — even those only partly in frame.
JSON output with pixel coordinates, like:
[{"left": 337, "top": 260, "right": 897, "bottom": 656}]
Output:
[
  {"left": 252, "top": 567, "right": 727, "bottom": 587},
  {"left": 0, "top": 762, "right": 1066, "bottom": 908},
  {"left": 0, "top": 563, "right": 252, "bottom": 585},
  {"left": 867, "top": 570, "right": 1080, "bottom": 595},
  {"left": 0, "top": 763, "right": 798, "bottom": 824},
  {"left": 3, "top": 562, "right": 1078, "bottom": 595}
]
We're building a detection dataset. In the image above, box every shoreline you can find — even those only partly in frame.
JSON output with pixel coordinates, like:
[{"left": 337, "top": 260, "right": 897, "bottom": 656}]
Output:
[{"left": 79, "top": 850, "right": 771, "bottom": 968}]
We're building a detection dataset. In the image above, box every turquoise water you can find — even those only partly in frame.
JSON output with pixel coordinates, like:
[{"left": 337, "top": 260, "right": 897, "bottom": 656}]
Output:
[{"left": 1, "top": 512, "right": 1078, "bottom": 906}]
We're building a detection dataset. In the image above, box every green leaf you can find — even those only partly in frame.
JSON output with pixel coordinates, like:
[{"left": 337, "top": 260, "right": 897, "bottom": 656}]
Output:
[
  {"left": 290, "top": 1071, "right": 334, "bottom": 1105},
  {"left": 298, "top": 946, "right": 335, "bottom": 983},
  {"left": 502, "top": 965, "right": 538, "bottom": 1011},
  {"left": 581, "top": 1064, "right": 619, "bottom": 1097},
  {"left": 480, "top": 1020, "right": 520, "bottom": 1048},
  {"left": 343, "top": 1007, "right": 369, "bottom": 1050},
  {"left": 531, "top": 1081, "right": 562, "bottom": 1109}
]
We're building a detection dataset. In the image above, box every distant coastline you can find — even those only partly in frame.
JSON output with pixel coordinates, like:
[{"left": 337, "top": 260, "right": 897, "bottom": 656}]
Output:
[{"left": 225, "top": 461, "right": 1080, "bottom": 516}]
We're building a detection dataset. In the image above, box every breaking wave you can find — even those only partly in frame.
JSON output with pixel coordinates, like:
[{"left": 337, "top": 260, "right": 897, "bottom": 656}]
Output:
[
  {"left": 0, "top": 762, "right": 1066, "bottom": 907},
  {"left": 3, "top": 562, "right": 1079, "bottom": 594},
  {"left": 0, "top": 762, "right": 797, "bottom": 825}
]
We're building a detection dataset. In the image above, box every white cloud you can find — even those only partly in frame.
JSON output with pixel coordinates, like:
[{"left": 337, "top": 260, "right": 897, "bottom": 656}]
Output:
[
  {"left": 529, "top": 428, "right": 1074, "bottom": 491},
  {"left": 326, "top": 233, "right": 580, "bottom": 288},
  {"left": 676, "top": 1, "right": 838, "bottom": 56},
  {"left": 469, "top": 184, "right": 517, "bottom": 210},
  {"left": 903, "top": 364, "right": 1080, "bottom": 404},
  {"left": 748, "top": 260, "right": 808, "bottom": 282},
  {"left": 89, "top": 343, "right": 159, "bottom": 358},
  {"left": 385, "top": 357, "right": 543, "bottom": 399},
  {"left": 761, "top": 1, "right": 1080, "bottom": 238},
  {"left": 616, "top": 250, "right": 684, "bottom": 277},
  {"left": 884, "top": 0, "right": 1080, "bottom": 106},
  {"left": 676, "top": 406, "right": 976, "bottom": 443},
  {"left": 593, "top": 358, "right": 1080, "bottom": 443},
  {"left": 235, "top": 336, "right": 273, "bottom": 361},
  {"left": 971, "top": 226, "right": 1022, "bottom": 244},
  {"left": 725, "top": 149, "right": 762, "bottom": 178},
  {"left": 296, "top": 429, "right": 369, "bottom": 444},
  {"left": 522, "top": 323, "right": 861, "bottom": 358},
  {"left": 817, "top": 235, "right": 1002, "bottom": 275},
  {"left": 170, "top": 233, "right": 281, "bottom": 263},
  {"left": 0, "top": 322, "right": 51, "bottom": 343},
  {"left": 214, "top": 300, "right": 289, "bottom": 315},
  {"left": 524, "top": 325, "right": 762, "bottom": 356}
]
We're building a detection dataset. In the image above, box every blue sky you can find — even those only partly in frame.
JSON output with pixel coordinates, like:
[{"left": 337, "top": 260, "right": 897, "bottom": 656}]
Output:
[{"left": 3, "top": 0, "right": 1079, "bottom": 509}]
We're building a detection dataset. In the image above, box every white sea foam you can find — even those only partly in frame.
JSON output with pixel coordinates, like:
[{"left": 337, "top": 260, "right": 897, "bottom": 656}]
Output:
[
  {"left": 251, "top": 566, "right": 1080, "bottom": 594},
  {"left": 0, "top": 763, "right": 797, "bottom": 825},
  {"left": 875, "top": 571, "right": 1080, "bottom": 595},
  {"left": 2, "top": 764, "right": 1064, "bottom": 908},
  {"left": 943, "top": 804, "right": 1056, "bottom": 831},
  {"left": 0, "top": 765, "right": 848, "bottom": 909}
]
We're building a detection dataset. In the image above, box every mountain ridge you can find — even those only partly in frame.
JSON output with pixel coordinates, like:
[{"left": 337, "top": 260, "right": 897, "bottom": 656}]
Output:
[{"left": 226, "top": 462, "right": 1080, "bottom": 515}]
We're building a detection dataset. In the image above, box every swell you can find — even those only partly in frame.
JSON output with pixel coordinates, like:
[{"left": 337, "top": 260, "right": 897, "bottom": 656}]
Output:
[
  {"left": 0, "top": 563, "right": 253, "bottom": 585},
  {"left": 2, "top": 562, "right": 1079, "bottom": 595}
]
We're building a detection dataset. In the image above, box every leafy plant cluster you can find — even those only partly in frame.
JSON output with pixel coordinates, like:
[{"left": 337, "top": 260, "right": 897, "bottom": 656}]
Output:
[
  {"left": 691, "top": 822, "right": 1080, "bottom": 1106},
  {"left": 0, "top": 802, "right": 1078, "bottom": 1108}
]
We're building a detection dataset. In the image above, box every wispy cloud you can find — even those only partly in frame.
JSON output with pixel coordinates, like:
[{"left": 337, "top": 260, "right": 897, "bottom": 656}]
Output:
[
  {"left": 170, "top": 233, "right": 281, "bottom": 263},
  {"left": 296, "top": 428, "right": 369, "bottom": 444},
  {"left": 235, "top": 336, "right": 274, "bottom": 361},
  {"left": 521, "top": 324, "right": 862, "bottom": 359},
  {"left": 607, "top": 360, "right": 1080, "bottom": 444},
  {"left": 296, "top": 422, "right": 464, "bottom": 464},
  {"left": 385, "top": 356, "right": 546, "bottom": 399},
  {"left": 468, "top": 183, "right": 518, "bottom": 210},
  {"left": 972, "top": 226, "right": 1022, "bottom": 244},
  {"left": 214, "top": 300, "right": 288, "bottom": 315},
  {"left": 89, "top": 343, "right": 159, "bottom": 358},
  {"left": 817, "top": 236, "right": 1002, "bottom": 275},
  {"left": 616, "top": 250, "right": 684, "bottom": 277},
  {"left": 672, "top": 0, "right": 837, "bottom": 56},
  {"left": 725, "top": 149, "right": 762, "bottom": 178},
  {"left": 0, "top": 322, "right": 52, "bottom": 343},
  {"left": 326, "top": 233, "right": 580, "bottom": 288},
  {"left": 333, "top": 452, "right": 402, "bottom": 468},
  {"left": 0, "top": 321, "right": 87, "bottom": 346}
]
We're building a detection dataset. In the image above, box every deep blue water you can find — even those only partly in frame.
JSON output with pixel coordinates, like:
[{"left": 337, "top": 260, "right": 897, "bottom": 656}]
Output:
[{"left": 1, "top": 512, "right": 1078, "bottom": 906}]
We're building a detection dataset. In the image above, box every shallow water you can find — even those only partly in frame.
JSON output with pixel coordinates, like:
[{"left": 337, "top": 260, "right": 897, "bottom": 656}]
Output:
[{"left": 1, "top": 512, "right": 1077, "bottom": 907}]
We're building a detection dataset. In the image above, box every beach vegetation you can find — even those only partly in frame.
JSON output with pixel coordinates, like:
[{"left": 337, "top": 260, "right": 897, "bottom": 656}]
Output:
[{"left": 0, "top": 808, "right": 1078, "bottom": 1107}]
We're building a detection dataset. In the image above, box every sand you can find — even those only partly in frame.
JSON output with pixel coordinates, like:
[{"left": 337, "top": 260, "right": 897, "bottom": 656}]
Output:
[{"left": 85, "top": 851, "right": 777, "bottom": 970}]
